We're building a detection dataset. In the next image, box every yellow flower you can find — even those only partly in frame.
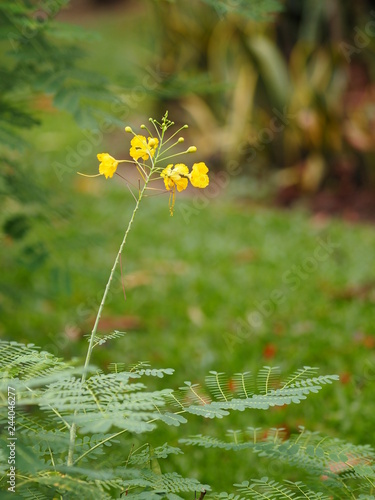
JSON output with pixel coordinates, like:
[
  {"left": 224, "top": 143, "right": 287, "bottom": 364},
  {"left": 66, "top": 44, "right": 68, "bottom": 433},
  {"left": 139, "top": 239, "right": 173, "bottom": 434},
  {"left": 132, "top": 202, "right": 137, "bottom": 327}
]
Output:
[
  {"left": 161, "top": 163, "right": 190, "bottom": 215},
  {"left": 97, "top": 153, "right": 119, "bottom": 179},
  {"left": 129, "top": 135, "right": 159, "bottom": 161},
  {"left": 161, "top": 163, "right": 189, "bottom": 192},
  {"left": 189, "top": 162, "right": 209, "bottom": 188}
]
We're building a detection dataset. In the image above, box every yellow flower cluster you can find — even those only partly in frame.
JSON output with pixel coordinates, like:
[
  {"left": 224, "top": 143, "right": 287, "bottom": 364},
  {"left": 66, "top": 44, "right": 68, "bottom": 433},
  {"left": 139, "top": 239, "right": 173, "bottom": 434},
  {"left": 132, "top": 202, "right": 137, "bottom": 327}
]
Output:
[
  {"left": 161, "top": 162, "right": 209, "bottom": 191},
  {"left": 87, "top": 119, "right": 210, "bottom": 216}
]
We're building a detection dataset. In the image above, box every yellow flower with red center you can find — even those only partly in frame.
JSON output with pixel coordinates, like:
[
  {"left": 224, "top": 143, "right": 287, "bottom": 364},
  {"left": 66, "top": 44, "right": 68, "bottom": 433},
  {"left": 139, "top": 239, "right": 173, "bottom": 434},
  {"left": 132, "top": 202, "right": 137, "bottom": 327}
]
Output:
[
  {"left": 161, "top": 164, "right": 189, "bottom": 192},
  {"left": 97, "top": 153, "right": 119, "bottom": 179},
  {"left": 189, "top": 162, "right": 209, "bottom": 188},
  {"left": 129, "top": 135, "right": 159, "bottom": 161}
]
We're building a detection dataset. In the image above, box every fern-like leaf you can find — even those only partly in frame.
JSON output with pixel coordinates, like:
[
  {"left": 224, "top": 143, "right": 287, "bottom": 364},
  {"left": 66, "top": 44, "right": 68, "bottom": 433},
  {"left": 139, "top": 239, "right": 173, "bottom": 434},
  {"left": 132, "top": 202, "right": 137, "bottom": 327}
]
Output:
[
  {"left": 254, "top": 427, "right": 375, "bottom": 482},
  {"left": 234, "top": 477, "right": 330, "bottom": 499},
  {"left": 257, "top": 366, "right": 281, "bottom": 394},
  {"left": 232, "top": 372, "right": 254, "bottom": 398},
  {"left": 206, "top": 371, "right": 231, "bottom": 401},
  {"left": 0, "top": 341, "right": 69, "bottom": 383},
  {"left": 180, "top": 434, "right": 255, "bottom": 451},
  {"left": 129, "top": 443, "right": 183, "bottom": 467},
  {"left": 280, "top": 366, "right": 320, "bottom": 389},
  {"left": 125, "top": 470, "right": 210, "bottom": 495},
  {"left": 169, "top": 370, "right": 338, "bottom": 418},
  {"left": 87, "top": 330, "right": 126, "bottom": 348}
]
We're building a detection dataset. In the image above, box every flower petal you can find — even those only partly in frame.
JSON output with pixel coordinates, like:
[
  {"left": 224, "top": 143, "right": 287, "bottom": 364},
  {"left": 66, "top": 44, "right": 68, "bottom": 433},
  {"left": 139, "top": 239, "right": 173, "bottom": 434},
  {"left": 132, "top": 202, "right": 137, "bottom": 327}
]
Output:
[{"left": 190, "top": 162, "right": 209, "bottom": 188}]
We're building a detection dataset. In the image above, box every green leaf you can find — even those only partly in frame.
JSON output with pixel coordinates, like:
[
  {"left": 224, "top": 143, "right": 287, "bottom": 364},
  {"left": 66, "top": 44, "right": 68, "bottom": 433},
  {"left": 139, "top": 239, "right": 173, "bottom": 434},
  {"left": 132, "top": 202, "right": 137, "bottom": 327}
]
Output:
[
  {"left": 185, "top": 404, "right": 230, "bottom": 419},
  {"left": 158, "top": 412, "right": 188, "bottom": 426}
]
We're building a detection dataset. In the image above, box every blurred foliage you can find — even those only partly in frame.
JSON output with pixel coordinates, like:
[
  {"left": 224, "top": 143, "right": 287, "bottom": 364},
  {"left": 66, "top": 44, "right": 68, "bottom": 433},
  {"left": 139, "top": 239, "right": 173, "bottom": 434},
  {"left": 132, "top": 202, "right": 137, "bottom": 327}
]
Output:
[
  {"left": 0, "top": 0, "right": 121, "bottom": 138},
  {"left": 0, "top": 0, "right": 124, "bottom": 275},
  {"left": 147, "top": 0, "right": 375, "bottom": 200}
]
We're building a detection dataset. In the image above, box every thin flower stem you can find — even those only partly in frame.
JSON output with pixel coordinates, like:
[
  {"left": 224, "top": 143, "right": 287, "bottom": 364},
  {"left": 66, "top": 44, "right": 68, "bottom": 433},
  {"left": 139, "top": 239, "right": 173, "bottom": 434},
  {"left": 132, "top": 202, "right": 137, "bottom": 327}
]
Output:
[
  {"left": 154, "top": 124, "right": 167, "bottom": 162},
  {"left": 136, "top": 159, "right": 148, "bottom": 176},
  {"left": 135, "top": 165, "right": 146, "bottom": 182},
  {"left": 115, "top": 173, "right": 138, "bottom": 202},
  {"left": 67, "top": 118, "right": 186, "bottom": 467},
  {"left": 158, "top": 150, "right": 193, "bottom": 161},
  {"left": 145, "top": 185, "right": 164, "bottom": 191},
  {"left": 157, "top": 139, "right": 183, "bottom": 158},
  {"left": 141, "top": 124, "right": 154, "bottom": 138},
  {"left": 77, "top": 172, "right": 102, "bottom": 178},
  {"left": 150, "top": 119, "right": 162, "bottom": 141},
  {"left": 161, "top": 125, "right": 188, "bottom": 146},
  {"left": 67, "top": 176, "right": 151, "bottom": 467},
  {"left": 144, "top": 191, "right": 168, "bottom": 199}
]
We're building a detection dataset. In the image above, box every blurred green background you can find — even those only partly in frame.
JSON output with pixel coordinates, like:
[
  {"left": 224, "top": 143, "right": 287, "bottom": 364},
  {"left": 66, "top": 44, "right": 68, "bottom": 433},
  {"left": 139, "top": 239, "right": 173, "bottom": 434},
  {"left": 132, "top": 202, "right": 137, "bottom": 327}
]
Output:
[{"left": 1, "top": 0, "right": 375, "bottom": 492}]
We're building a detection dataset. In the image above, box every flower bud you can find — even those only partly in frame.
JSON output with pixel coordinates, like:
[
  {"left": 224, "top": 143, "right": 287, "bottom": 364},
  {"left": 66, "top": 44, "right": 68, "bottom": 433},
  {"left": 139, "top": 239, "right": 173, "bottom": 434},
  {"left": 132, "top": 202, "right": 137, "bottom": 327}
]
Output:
[
  {"left": 187, "top": 146, "right": 197, "bottom": 153},
  {"left": 125, "top": 126, "right": 133, "bottom": 133},
  {"left": 178, "top": 137, "right": 184, "bottom": 143}
]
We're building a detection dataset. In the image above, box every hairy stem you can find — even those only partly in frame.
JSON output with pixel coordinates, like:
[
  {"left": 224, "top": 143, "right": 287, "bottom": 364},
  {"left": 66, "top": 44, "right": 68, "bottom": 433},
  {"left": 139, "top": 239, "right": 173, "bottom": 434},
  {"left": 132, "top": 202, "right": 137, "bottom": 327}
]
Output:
[{"left": 67, "top": 176, "right": 150, "bottom": 466}]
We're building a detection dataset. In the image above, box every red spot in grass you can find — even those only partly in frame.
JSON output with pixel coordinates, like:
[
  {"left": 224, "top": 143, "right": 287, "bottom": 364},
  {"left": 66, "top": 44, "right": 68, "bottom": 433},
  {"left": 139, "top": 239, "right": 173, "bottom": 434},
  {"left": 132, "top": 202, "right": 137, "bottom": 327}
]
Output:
[
  {"left": 340, "top": 372, "right": 351, "bottom": 384},
  {"left": 363, "top": 335, "right": 375, "bottom": 349},
  {"left": 228, "top": 378, "right": 237, "bottom": 392},
  {"left": 353, "top": 332, "right": 375, "bottom": 348},
  {"left": 263, "top": 343, "right": 277, "bottom": 359}
]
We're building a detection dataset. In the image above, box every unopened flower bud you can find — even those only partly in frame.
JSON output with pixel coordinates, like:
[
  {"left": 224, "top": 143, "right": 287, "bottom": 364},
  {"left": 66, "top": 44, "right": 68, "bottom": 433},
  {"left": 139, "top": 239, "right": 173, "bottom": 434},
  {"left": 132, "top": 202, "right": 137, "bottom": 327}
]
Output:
[
  {"left": 125, "top": 126, "right": 133, "bottom": 133},
  {"left": 178, "top": 137, "right": 184, "bottom": 143},
  {"left": 187, "top": 146, "right": 197, "bottom": 153}
]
